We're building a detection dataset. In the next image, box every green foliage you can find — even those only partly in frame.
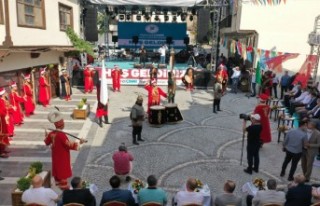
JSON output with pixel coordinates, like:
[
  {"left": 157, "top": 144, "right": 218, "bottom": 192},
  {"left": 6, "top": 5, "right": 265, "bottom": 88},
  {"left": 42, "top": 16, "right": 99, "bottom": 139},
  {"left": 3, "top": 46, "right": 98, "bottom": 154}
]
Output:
[
  {"left": 78, "top": 101, "right": 85, "bottom": 109},
  {"left": 66, "top": 27, "right": 94, "bottom": 56},
  {"left": 30, "top": 161, "right": 43, "bottom": 174},
  {"left": 17, "top": 177, "right": 31, "bottom": 191},
  {"left": 82, "top": 98, "right": 87, "bottom": 104}
]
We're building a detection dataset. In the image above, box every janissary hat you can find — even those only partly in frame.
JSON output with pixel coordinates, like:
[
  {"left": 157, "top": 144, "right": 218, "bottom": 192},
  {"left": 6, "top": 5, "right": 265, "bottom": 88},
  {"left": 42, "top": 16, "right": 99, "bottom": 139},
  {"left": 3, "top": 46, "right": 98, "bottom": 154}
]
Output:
[
  {"left": 24, "top": 74, "right": 31, "bottom": 79},
  {"left": 259, "top": 93, "right": 269, "bottom": 102},
  {"left": 137, "top": 95, "right": 143, "bottom": 102},
  {"left": 0, "top": 87, "right": 5, "bottom": 96},
  {"left": 251, "top": 114, "right": 261, "bottom": 121},
  {"left": 47, "top": 111, "right": 64, "bottom": 128},
  {"left": 10, "top": 82, "right": 17, "bottom": 88},
  {"left": 40, "top": 67, "right": 47, "bottom": 75}
]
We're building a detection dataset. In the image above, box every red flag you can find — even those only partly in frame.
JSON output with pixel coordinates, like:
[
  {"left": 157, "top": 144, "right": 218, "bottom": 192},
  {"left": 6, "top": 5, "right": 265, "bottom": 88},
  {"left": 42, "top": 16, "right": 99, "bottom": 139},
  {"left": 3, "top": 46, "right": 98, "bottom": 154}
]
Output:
[
  {"left": 266, "top": 53, "right": 299, "bottom": 73},
  {"left": 293, "top": 55, "right": 318, "bottom": 88}
]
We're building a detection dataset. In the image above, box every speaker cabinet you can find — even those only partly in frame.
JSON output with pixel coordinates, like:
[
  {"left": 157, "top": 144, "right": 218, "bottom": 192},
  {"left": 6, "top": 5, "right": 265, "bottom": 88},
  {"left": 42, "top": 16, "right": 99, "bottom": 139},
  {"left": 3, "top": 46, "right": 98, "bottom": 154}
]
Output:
[
  {"left": 197, "top": 8, "right": 210, "bottom": 43},
  {"left": 84, "top": 7, "right": 98, "bottom": 42},
  {"left": 112, "top": 36, "right": 118, "bottom": 43}
]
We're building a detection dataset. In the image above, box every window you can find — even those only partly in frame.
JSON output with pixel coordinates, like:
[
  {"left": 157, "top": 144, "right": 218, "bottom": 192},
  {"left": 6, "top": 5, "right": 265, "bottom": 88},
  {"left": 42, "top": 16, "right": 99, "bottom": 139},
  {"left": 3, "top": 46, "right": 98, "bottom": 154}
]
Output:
[
  {"left": 16, "top": 0, "right": 46, "bottom": 29},
  {"left": 59, "top": 3, "right": 73, "bottom": 31},
  {"left": 0, "top": 0, "right": 4, "bottom": 24}
]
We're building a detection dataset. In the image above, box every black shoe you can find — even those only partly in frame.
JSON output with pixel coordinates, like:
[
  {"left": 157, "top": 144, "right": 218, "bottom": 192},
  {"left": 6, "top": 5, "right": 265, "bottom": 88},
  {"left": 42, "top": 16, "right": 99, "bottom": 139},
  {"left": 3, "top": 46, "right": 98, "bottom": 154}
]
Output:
[
  {"left": 0, "top": 177, "right": 4, "bottom": 181},
  {"left": 244, "top": 169, "right": 252, "bottom": 174},
  {"left": 305, "top": 179, "right": 310, "bottom": 183},
  {"left": 125, "top": 176, "right": 131, "bottom": 182},
  {"left": 104, "top": 121, "right": 111, "bottom": 124},
  {"left": 280, "top": 171, "right": 285, "bottom": 177},
  {"left": 213, "top": 111, "right": 217, "bottom": 113},
  {"left": 253, "top": 168, "right": 259, "bottom": 173},
  {"left": 217, "top": 109, "right": 222, "bottom": 111},
  {"left": 137, "top": 138, "right": 145, "bottom": 142},
  {"left": 288, "top": 177, "right": 294, "bottom": 181},
  {"left": 133, "top": 142, "right": 139, "bottom": 145}
]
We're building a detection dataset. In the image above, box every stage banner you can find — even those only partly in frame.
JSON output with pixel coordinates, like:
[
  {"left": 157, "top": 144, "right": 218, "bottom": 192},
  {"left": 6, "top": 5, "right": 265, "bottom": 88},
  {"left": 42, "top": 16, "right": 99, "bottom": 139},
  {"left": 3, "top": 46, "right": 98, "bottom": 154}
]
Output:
[
  {"left": 92, "top": 67, "right": 186, "bottom": 86},
  {"left": 118, "top": 22, "right": 187, "bottom": 49}
]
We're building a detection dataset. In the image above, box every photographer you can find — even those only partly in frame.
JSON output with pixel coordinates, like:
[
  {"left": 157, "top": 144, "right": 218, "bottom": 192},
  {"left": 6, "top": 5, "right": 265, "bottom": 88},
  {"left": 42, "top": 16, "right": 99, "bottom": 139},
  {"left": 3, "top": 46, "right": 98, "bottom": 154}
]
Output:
[{"left": 243, "top": 114, "right": 262, "bottom": 175}]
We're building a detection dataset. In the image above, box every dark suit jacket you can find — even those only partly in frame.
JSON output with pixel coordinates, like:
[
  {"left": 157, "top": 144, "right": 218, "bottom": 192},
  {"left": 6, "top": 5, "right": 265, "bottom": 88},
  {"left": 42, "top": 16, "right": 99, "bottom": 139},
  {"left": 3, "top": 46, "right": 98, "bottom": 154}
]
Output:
[
  {"left": 62, "top": 188, "right": 96, "bottom": 206},
  {"left": 305, "top": 97, "right": 317, "bottom": 110},
  {"left": 285, "top": 183, "right": 312, "bottom": 206},
  {"left": 100, "top": 188, "right": 135, "bottom": 206}
]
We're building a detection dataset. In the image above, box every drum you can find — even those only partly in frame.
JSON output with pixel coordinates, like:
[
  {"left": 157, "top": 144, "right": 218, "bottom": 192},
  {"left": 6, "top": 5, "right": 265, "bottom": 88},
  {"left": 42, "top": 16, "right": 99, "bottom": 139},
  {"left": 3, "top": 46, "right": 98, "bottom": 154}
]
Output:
[
  {"left": 149, "top": 105, "right": 166, "bottom": 125},
  {"left": 165, "top": 103, "right": 183, "bottom": 123}
]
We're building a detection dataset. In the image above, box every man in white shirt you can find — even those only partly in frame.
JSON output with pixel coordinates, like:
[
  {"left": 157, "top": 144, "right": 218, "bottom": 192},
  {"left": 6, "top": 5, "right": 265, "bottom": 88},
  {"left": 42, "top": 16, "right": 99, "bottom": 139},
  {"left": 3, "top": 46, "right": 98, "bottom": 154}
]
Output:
[
  {"left": 175, "top": 178, "right": 204, "bottom": 206},
  {"left": 252, "top": 179, "right": 285, "bottom": 206},
  {"left": 158, "top": 44, "right": 167, "bottom": 64},
  {"left": 231, "top": 66, "right": 241, "bottom": 94},
  {"left": 22, "top": 175, "right": 59, "bottom": 206}
]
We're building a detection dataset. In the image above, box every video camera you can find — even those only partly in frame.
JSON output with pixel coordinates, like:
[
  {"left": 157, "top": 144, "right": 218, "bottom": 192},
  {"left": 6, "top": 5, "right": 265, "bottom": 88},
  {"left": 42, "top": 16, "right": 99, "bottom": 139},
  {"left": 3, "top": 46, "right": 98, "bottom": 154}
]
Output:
[{"left": 239, "top": 113, "right": 251, "bottom": 121}]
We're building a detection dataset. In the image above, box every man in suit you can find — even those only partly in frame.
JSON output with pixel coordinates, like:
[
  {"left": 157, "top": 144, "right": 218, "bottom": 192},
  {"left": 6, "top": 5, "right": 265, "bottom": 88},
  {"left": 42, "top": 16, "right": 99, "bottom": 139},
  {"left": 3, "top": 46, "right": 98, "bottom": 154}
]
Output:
[
  {"left": 62, "top": 176, "right": 96, "bottom": 206},
  {"left": 285, "top": 174, "right": 312, "bottom": 206},
  {"left": 100, "top": 175, "right": 135, "bottom": 206},
  {"left": 252, "top": 179, "right": 285, "bottom": 206},
  {"left": 214, "top": 180, "right": 242, "bottom": 206},
  {"left": 301, "top": 120, "right": 320, "bottom": 182}
]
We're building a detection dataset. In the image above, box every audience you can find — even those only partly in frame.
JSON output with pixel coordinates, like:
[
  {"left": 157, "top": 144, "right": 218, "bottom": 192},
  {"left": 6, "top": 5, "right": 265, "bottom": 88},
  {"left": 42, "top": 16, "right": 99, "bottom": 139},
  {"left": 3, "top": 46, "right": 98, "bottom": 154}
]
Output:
[
  {"left": 214, "top": 180, "right": 241, "bottom": 206},
  {"left": 62, "top": 176, "right": 96, "bottom": 206},
  {"left": 112, "top": 144, "right": 134, "bottom": 182},
  {"left": 138, "top": 175, "right": 167, "bottom": 206},
  {"left": 285, "top": 174, "right": 312, "bottom": 206},
  {"left": 252, "top": 179, "right": 285, "bottom": 206},
  {"left": 175, "top": 178, "right": 204, "bottom": 206},
  {"left": 22, "top": 175, "right": 59, "bottom": 206},
  {"left": 100, "top": 175, "right": 135, "bottom": 206}
]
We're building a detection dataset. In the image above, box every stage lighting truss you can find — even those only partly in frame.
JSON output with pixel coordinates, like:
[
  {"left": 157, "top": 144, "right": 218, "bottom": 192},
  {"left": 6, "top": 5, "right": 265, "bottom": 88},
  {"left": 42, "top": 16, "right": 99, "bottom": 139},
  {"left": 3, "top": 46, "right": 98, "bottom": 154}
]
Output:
[{"left": 118, "top": 6, "right": 126, "bottom": 14}]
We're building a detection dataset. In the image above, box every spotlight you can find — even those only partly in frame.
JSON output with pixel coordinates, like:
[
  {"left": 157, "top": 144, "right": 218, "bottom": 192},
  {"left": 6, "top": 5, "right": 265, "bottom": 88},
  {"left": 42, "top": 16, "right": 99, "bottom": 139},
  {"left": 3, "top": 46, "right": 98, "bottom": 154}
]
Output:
[
  {"left": 163, "top": 9, "right": 168, "bottom": 16},
  {"left": 172, "top": 16, "right": 177, "bottom": 22},
  {"left": 136, "top": 15, "right": 141, "bottom": 21},
  {"left": 131, "top": 6, "right": 139, "bottom": 15},
  {"left": 155, "top": 15, "right": 160, "bottom": 21},
  {"left": 191, "top": 8, "right": 196, "bottom": 15},
  {"left": 181, "top": 13, "right": 187, "bottom": 21},
  {"left": 189, "top": 15, "right": 193, "bottom": 21},
  {"left": 164, "top": 15, "right": 169, "bottom": 22},
  {"left": 119, "top": 14, "right": 125, "bottom": 21},
  {"left": 145, "top": 14, "right": 150, "bottom": 21},
  {"left": 126, "top": 14, "right": 131, "bottom": 21},
  {"left": 114, "top": 7, "right": 118, "bottom": 14},
  {"left": 118, "top": 6, "right": 126, "bottom": 14}
]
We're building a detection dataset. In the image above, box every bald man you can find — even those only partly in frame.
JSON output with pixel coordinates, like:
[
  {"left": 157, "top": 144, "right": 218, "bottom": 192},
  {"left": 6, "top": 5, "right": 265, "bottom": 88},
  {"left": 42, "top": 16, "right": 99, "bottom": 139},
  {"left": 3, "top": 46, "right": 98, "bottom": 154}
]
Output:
[
  {"left": 175, "top": 178, "right": 204, "bottom": 206},
  {"left": 22, "top": 175, "right": 59, "bottom": 206}
]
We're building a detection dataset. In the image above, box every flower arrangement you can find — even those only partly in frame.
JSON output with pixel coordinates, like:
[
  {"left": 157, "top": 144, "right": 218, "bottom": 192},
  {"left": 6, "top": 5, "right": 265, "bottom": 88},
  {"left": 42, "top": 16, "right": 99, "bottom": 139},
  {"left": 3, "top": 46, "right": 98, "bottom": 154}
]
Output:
[
  {"left": 253, "top": 178, "right": 265, "bottom": 190},
  {"left": 194, "top": 179, "right": 203, "bottom": 192},
  {"left": 131, "top": 179, "right": 144, "bottom": 194},
  {"left": 82, "top": 180, "right": 90, "bottom": 189},
  {"left": 278, "top": 125, "right": 289, "bottom": 132},
  {"left": 271, "top": 105, "right": 279, "bottom": 111}
]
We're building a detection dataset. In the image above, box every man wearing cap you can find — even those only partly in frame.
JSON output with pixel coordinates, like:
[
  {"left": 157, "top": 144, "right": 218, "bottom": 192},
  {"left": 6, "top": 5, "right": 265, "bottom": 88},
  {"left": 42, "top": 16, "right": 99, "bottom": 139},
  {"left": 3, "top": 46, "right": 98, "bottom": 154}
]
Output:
[
  {"left": 44, "top": 111, "right": 86, "bottom": 190},
  {"left": 38, "top": 68, "right": 50, "bottom": 107},
  {"left": 83, "top": 66, "right": 94, "bottom": 94},
  {"left": 23, "top": 74, "right": 35, "bottom": 117},
  {"left": 243, "top": 114, "right": 262, "bottom": 174},
  {"left": 0, "top": 88, "right": 10, "bottom": 158},
  {"left": 145, "top": 81, "right": 167, "bottom": 114},
  {"left": 9, "top": 82, "right": 24, "bottom": 125},
  {"left": 253, "top": 93, "right": 271, "bottom": 144},
  {"left": 111, "top": 65, "right": 122, "bottom": 92},
  {"left": 130, "top": 95, "right": 146, "bottom": 145},
  {"left": 60, "top": 69, "right": 72, "bottom": 101}
]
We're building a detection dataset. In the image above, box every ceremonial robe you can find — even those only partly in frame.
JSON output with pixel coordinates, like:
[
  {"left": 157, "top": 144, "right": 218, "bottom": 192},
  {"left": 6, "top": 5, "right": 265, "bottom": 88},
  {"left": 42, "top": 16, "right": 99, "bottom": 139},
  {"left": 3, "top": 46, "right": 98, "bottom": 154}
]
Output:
[
  {"left": 38, "top": 76, "right": 50, "bottom": 106},
  {"left": 111, "top": 69, "right": 122, "bottom": 91},
  {"left": 95, "top": 84, "right": 108, "bottom": 117},
  {"left": 254, "top": 104, "right": 272, "bottom": 143},
  {"left": 9, "top": 92, "right": 24, "bottom": 125},
  {"left": 144, "top": 85, "right": 167, "bottom": 113},
  {"left": 83, "top": 68, "right": 93, "bottom": 93},
  {"left": 23, "top": 83, "right": 35, "bottom": 116},
  {"left": 0, "top": 98, "right": 10, "bottom": 145}
]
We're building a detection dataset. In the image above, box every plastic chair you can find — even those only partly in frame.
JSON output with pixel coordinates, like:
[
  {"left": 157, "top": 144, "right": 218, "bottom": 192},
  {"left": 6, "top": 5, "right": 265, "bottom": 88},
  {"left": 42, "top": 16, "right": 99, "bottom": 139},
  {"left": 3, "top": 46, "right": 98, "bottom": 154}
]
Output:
[
  {"left": 63, "top": 203, "right": 85, "bottom": 206},
  {"left": 142, "top": 202, "right": 162, "bottom": 206},
  {"left": 103, "top": 201, "right": 127, "bottom": 206},
  {"left": 262, "top": 203, "right": 282, "bottom": 206}
]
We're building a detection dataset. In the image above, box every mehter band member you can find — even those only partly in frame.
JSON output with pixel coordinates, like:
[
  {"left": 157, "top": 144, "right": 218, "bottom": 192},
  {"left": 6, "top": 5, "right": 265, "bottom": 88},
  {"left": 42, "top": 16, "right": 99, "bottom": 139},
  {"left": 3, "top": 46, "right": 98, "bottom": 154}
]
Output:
[
  {"left": 23, "top": 74, "right": 35, "bottom": 117},
  {"left": 44, "top": 111, "right": 85, "bottom": 190},
  {"left": 38, "top": 68, "right": 50, "bottom": 107},
  {"left": 130, "top": 95, "right": 145, "bottom": 145},
  {"left": 111, "top": 65, "right": 122, "bottom": 92},
  {"left": 9, "top": 82, "right": 24, "bottom": 125},
  {"left": 145, "top": 80, "right": 167, "bottom": 114},
  {"left": 0, "top": 88, "right": 10, "bottom": 158},
  {"left": 60, "top": 69, "right": 72, "bottom": 101},
  {"left": 83, "top": 66, "right": 94, "bottom": 94}
]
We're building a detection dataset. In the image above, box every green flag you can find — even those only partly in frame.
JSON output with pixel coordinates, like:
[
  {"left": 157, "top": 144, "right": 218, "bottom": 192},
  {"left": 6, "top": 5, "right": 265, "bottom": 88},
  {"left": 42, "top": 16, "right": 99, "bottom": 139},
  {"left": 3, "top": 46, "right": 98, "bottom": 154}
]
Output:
[{"left": 256, "top": 61, "right": 262, "bottom": 85}]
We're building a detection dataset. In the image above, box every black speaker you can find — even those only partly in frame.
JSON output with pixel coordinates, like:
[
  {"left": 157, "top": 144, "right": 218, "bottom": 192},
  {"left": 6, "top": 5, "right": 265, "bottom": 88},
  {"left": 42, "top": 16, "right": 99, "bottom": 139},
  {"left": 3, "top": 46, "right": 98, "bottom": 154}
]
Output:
[
  {"left": 112, "top": 36, "right": 118, "bottom": 43},
  {"left": 84, "top": 7, "right": 98, "bottom": 42},
  {"left": 132, "top": 36, "right": 139, "bottom": 44},
  {"left": 184, "top": 37, "right": 190, "bottom": 45},
  {"left": 166, "top": 36, "right": 173, "bottom": 45},
  {"left": 197, "top": 8, "right": 210, "bottom": 43}
]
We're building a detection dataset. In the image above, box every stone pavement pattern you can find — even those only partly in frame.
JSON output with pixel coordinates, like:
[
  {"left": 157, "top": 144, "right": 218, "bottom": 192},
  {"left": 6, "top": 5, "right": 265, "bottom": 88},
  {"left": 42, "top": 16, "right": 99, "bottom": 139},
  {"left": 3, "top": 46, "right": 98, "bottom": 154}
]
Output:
[{"left": 1, "top": 85, "right": 320, "bottom": 205}]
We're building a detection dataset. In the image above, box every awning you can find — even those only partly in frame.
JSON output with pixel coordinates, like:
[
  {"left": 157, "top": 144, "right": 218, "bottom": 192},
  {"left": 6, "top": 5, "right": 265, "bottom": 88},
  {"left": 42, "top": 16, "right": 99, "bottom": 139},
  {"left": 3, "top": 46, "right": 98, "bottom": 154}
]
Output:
[{"left": 88, "top": 0, "right": 205, "bottom": 7}]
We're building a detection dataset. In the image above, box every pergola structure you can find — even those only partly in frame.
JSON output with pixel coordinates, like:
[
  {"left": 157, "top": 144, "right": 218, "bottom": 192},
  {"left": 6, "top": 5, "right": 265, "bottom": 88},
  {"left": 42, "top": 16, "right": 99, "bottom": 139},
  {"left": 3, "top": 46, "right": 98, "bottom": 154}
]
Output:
[{"left": 87, "top": 0, "right": 229, "bottom": 70}]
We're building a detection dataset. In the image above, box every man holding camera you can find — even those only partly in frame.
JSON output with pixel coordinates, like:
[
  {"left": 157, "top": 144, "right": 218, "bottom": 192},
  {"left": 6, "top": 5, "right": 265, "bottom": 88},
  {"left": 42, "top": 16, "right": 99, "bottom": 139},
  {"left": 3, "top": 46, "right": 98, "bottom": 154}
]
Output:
[{"left": 243, "top": 114, "right": 262, "bottom": 174}]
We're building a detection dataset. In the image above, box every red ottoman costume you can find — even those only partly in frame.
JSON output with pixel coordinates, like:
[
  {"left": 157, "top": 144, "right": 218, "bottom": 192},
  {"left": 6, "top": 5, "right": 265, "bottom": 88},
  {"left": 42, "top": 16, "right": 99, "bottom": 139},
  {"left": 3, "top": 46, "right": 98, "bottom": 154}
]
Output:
[
  {"left": 215, "top": 64, "right": 229, "bottom": 93},
  {"left": 9, "top": 82, "right": 24, "bottom": 125},
  {"left": 23, "top": 74, "right": 35, "bottom": 117},
  {"left": 38, "top": 69, "right": 50, "bottom": 107},
  {"left": 145, "top": 80, "right": 167, "bottom": 113},
  {"left": 83, "top": 66, "right": 94, "bottom": 93},
  {"left": 111, "top": 65, "right": 122, "bottom": 92},
  {"left": 0, "top": 88, "right": 10, "bottom": 158},
  {"left": 253, "top": 93, "right": 272, "bottom": 143}
]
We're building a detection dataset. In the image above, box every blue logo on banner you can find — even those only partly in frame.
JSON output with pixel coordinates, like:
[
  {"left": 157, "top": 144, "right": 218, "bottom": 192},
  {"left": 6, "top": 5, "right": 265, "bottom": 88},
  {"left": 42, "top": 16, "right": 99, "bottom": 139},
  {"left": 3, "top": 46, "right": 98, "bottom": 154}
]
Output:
[{"left": 145, "top": 24, "right": 159, "bottom": 34}]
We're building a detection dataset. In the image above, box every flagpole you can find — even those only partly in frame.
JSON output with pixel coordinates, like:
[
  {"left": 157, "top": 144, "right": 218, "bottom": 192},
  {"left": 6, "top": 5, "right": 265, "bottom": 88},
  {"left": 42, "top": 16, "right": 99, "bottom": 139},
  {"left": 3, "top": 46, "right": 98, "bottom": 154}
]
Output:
[{"left": 100, "top": 57, "right": 109, "bottom": 105}]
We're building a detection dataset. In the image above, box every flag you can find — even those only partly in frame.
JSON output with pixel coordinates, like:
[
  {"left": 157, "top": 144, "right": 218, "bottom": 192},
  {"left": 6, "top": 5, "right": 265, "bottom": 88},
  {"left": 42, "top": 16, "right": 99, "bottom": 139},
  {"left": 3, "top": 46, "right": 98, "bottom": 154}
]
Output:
[
  {"left": 266, "top": 53, "right": 299, "bottom": 73},
  {"left": 256, "top": 61, "right": 262, "bottom": 85},
  {"left": 293, "top": 55, "right": 318, "bottom": 88},
  {"left": 100, "top": 59, "right": 109, "bottom": 105}
]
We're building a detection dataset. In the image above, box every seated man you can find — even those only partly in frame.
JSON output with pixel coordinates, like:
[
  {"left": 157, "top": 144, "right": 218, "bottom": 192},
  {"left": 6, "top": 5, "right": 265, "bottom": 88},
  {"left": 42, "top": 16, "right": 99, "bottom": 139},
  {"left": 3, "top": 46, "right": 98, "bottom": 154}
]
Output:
[
  {"left": 138, "top": 175, "right": 167, "bottom": 205},
  {"left": 214, "top": 180, "right": 241, "bottom": 206},
  {"left": 295, "top": 92, "right": 318, "bottom": 115},
  {"left": 284, "top": 82, "right": 301, "bottom": 107},
  {"left": 285, "top": 174, "right": 312, "bottom": 206},
  {"left": 100, "top": 175, "right": 135, "bottom": 206},
  {"left": 112, "top": 144, "right": 134, "bottom": 182},
  {"left": 62, "top": 176, "right": 96, "bottom": 206},
  {"left": 289, "top": 88, "right": 310, "bottom": 114},
  {"left": 22, "top": 175, "right": 59, "bottom": 206},
  {"left": 175, "top": 178, "right": 204, "bottom": 206},
  {"left": 252, "top": 179, "right": 285, "bottom": 206}
]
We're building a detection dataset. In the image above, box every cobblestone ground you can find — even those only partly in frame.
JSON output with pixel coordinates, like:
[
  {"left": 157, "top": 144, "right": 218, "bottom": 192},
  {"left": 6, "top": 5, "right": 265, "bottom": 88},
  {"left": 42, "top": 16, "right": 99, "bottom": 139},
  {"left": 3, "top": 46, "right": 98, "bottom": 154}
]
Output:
[{"left": 81, "top": 86, "right": 320, "bottom": 205}]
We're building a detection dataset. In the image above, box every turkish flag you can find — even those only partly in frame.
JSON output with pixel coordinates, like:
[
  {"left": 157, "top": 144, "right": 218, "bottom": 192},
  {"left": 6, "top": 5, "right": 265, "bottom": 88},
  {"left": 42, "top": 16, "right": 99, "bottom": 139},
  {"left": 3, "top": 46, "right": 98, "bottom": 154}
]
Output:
[
  {"left": 266, "top": 53, "right": 299, "bottom": 73},
  {"left": 293, "top": 55, "right": 318, "bottom": 88}
]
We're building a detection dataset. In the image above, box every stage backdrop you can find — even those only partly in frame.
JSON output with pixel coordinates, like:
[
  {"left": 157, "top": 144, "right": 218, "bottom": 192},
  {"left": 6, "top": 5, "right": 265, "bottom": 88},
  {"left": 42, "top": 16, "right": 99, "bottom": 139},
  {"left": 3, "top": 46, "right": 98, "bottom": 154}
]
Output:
[{"left": 118, "top": 22, "right": 187, "bottom": 49}]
